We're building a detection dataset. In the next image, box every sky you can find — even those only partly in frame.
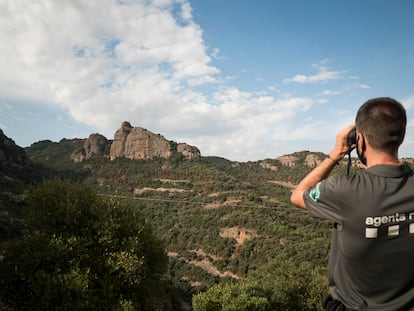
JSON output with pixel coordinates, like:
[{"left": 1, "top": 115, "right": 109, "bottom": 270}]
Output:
[{"left": 1, "top": 0, "right": 414, "bottom": 162}]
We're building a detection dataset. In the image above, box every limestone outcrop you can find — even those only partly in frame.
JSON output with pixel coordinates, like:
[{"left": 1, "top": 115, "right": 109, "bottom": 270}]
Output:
[
  {"left": 177, "top": 143, "right": 201, "bottom": 159},
  {"left": 110, "top": 122, "right": 200, "bottom": 160},
  {"left": 109, "top": 121, "right": 133, "bottom": 160},
  {"left": 71, "top": 134, "right": 108, "bottom": 163}
]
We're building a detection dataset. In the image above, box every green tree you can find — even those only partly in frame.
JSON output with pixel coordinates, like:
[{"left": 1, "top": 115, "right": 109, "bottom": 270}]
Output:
[
  {"left": 192, "top": 254, "right": 328, "bottom": 311},
  {"left": 248, "top": 254, "right": 328, "bottom": 310},
  {"left": 0, "top": 179, "right": 173, "bottom": 311},
  {"left": 192, "top": 281, "right": 270, "bottom": 311}
]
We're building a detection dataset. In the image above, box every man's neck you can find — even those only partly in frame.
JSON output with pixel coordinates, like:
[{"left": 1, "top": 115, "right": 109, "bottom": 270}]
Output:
[{"left": 366, "top": 149, "right": 400, "bottom": 168}]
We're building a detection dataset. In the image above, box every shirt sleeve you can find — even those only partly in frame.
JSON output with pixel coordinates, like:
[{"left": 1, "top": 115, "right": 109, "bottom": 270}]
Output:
[{"left": 303, "top": 176, "right": 345, "bottom": 225}]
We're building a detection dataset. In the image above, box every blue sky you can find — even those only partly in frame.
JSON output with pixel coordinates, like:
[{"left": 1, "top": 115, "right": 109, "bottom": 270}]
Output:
[{"left": 1, "top": 0, "right": 413, "bottom": 161}]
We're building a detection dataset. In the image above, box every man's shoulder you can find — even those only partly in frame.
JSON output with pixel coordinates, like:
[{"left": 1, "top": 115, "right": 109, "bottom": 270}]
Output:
[
  {"left": 324, "top": 173, "right": 356, "bottom": 187},
  {"left": 364, "top": 162, "right": 413, "bottom": 178}
]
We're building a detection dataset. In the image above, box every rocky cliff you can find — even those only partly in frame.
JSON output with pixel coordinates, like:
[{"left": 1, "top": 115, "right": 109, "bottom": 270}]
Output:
[
  {"left": 109, "top": 121, "right": 200, "bottom": 160},
  {"left": 177, "top": 142, "right": 201, "bottom": 159},
  {"left": 259, "top": 151, "right": 326, "bottom": 170},
  {"left": 0, "top": 129, "right": 30, "bottom": 167},
  {"left": 31, "top": 122, "right": 201, "bottom": 164},
  {"left": 71, "top": 134, "right": 109, "bottom": 163},
  {"left": 0, "top": 129, "right": 43, "bottom": 192}
]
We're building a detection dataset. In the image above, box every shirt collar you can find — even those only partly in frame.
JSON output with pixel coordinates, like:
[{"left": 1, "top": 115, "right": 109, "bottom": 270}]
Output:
[{"left": 365, "top": 162, "right": 413, "bottom": 178}]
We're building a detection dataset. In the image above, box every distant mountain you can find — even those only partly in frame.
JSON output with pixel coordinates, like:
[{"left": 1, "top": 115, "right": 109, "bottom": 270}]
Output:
[
  {"left": 27, "top": 121, "right": 201, "bottom": 168},
  {"left": 0, "top": 129, "right": 48, "bottom": 192},
  {"left": 109, "top": 121, "right": 200, "bottom": 161},
  {"left": 4, "top": 126, "right": 414, "bottom": 308},
  {"left": 26, "top": 138, "right": 85, "bottom": 171},
  {"left": 0, "top": 129, "right": 29, "bottom": 167},
  {"left": 71, "top": 133, "right": 110, "bottom": 163}
]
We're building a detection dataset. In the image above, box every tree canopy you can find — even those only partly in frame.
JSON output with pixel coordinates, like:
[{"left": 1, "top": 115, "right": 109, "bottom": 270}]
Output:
[{"left": 0, "top": 179, "right": 176, "bottom": 310}]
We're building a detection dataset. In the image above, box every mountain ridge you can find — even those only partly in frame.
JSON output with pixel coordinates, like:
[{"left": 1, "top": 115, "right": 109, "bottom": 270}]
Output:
[{"left": 2, "top": 125, "right": 414, "bottom": 309}]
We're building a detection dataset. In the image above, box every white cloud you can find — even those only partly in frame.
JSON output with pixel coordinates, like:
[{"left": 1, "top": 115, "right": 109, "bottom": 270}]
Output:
[
  {"left": 356, "top": 84, "right": 371, "bottom": 89},
  {"left": 0, "top": 1, "right": 220, "bottom": 118},
  {"left": 403, "top": 96, "right": 414, "bottom": 110},
  {"left": 0, "top": 1, "right": 219, "bottom": 100},
  {"left": 316, "top": 89, "right": 343, "bottom": 96},
  {"left": 0, "top": 0, "right": 377, "bottom": 161},
  {"left": 180, "top": 1, "right": 193, "bottom": 21},
  {"left": 211, "top": 48, "right": 226, "bottom": 61},
  {"left": 284, "top": 61, "right": 345, "bottom": 84}
]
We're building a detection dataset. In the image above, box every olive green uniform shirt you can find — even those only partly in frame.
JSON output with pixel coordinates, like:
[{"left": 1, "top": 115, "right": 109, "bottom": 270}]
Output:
[{"left": 304, "top": 163, "right": 414, "bottom": 310}]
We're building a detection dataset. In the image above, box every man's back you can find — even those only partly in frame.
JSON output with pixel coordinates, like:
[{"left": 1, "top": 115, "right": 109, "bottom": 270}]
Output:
[{"left": 305, "top": 163, "right": 414, "bottom": 310}]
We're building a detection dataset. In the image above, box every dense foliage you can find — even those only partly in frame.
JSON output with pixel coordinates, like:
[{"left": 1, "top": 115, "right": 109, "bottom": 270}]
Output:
[
  {"left": 78, "top": 153, "right": 335, "bottom": 309},
  {"left": 2, "top": 144, "right": 372, "bottom": 310},
  {"left": 192, "top": 255, "right": 328, "bottom": 310},
  {"left": 0, "top": 179, "right": 177, "bottom": 310}
]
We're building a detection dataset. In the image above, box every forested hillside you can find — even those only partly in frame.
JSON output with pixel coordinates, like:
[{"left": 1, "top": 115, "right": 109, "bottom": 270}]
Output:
[{"left": 2, "top": 134, "right": 369, "bottom": 310}]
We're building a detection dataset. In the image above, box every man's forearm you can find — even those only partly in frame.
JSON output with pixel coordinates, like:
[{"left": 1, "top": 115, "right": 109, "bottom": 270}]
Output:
[
  {"left": 290, "top": 155, "right": 340, "bottom": 209},
  {"left": 289, "top": 124, "right": 355, "bottom": 209}
]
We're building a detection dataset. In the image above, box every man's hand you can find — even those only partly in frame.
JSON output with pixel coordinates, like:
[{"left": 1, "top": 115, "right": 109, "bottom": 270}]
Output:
[
  {"left": 290, "top": 124, "right": 355, "bottom": 209},
  {"left": 330, "top": 124, "right": 356, "bottom": 162}
]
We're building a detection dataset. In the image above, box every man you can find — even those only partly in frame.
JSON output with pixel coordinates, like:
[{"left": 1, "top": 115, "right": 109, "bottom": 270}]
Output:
[{"left": 290, "top": 97, "right": 414, "bottom": 310}]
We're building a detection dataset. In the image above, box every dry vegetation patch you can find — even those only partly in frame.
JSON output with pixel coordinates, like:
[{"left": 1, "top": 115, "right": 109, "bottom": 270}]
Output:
[
  {"left": 219, "top": 227, "right": 258, "bottom": 246},
  {"left": 188, "top": 259, "right": 241, "bottom": 279},
  {"left": 133, "top": 187, "right": 191, "bottom": 195},
  {"left": 167, "top": 251, "right": 179, "bottom": 258},
  {"left": 203, "top": 198, "right": 242, "bottom": 209},
  {"left": 267, "top": 180, "right": 296, "bottom": 189},
  {"left": 159, "top": 179, "right": 190, "bottom": 184},
  {"left": 167, "top": 249, "right": 241, "bottom": 281},
  {"left": 189, "top": 249, "right": 221, "bottom": 261},
  {"left": 260, "top": 195, "right": 281, "bottom": 204}
]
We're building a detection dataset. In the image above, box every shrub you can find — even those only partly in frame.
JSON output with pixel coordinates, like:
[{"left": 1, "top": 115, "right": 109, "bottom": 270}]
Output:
[{"left": 0, "top": 179, "right": 172, "bottom": 311}]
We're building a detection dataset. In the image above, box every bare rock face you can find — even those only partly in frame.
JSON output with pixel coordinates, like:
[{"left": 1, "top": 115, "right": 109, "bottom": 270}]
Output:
[
  {"left": 276, "top": 155, "right": 298, "bottom": 167},
  {"left": 84, "top": 134, "right": 108, "bottom": 158},
  {"left": 305, "top": 153, "right": 322, "bottom": 167},
  {"left": 110, "top": 122, "right": 201, "bottom": 161},
  {"left": 110, "top": 121, "right": 133, "bottom": 160},
  {"left": 122, "top": 127, "right": 172, "bottom": 160},
  {"left": 109, "top": 122, "right": 170, "bottom": 160},
  {"left": 177, "top": 143, "right": 201, "bottom": 159},
  {"left": 71, "top": 133, "right": 108, "bottom": 163}
]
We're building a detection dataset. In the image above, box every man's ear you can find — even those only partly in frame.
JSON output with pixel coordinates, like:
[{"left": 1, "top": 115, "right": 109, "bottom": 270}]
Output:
[
  {"left": 356, "top": 132, "right": 367, "bottom": 166},
  {"left": 357, "top": 132, "right": 366, "bottom": 150}
]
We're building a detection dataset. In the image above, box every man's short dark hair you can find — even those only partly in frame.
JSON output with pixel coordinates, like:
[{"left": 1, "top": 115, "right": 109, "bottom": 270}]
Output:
[{"left": 356, "top": 97, "right": 406, "bottom": 153}]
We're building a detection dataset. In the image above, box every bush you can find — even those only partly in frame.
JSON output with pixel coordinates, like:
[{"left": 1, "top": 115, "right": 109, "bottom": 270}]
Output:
[
  {"left": 0, "top": 179, "right": 172, "bottom": 311},
  {"left": 192, "top": 281, "right": 270, "bottom": 311},
  {"left": 192, "top": 254, "right": 328, "bottom": 311}
]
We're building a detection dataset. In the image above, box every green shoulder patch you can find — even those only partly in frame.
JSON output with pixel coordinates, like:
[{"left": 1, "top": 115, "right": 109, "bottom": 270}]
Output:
[{"left": 309, "top": 182, "right": 322, "bottom": 202}]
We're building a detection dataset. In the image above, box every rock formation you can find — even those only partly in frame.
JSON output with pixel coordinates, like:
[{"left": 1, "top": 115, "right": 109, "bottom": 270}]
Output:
[
  {"left": 177, "top": 143, "right": 201, "bottom": 159},
  {"left": 109, "top": 121, "right": 133, "bottom": 160},
  {"left": 110, "top": 121, "right": 200, "bottom": 160},
  {"left": 71, "top": 133, "right": 109, "bottom": 163},
  {"left": 305, "top": 153, "right": 322, "bottom": 167},
  {"left": 0, "top": 129, "right": 29, "bottom": 167},
  {"left": 276, "top": 155, "right": 298, "bottom": 167},
  {"left": 0, "top": 129, "right": 36, "bottom": 191}
]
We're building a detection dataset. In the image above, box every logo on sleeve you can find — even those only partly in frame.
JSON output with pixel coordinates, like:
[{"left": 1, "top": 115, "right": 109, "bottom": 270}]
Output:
[{"left": 309, "top": 182, "right": 321, "bottom": 202}]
